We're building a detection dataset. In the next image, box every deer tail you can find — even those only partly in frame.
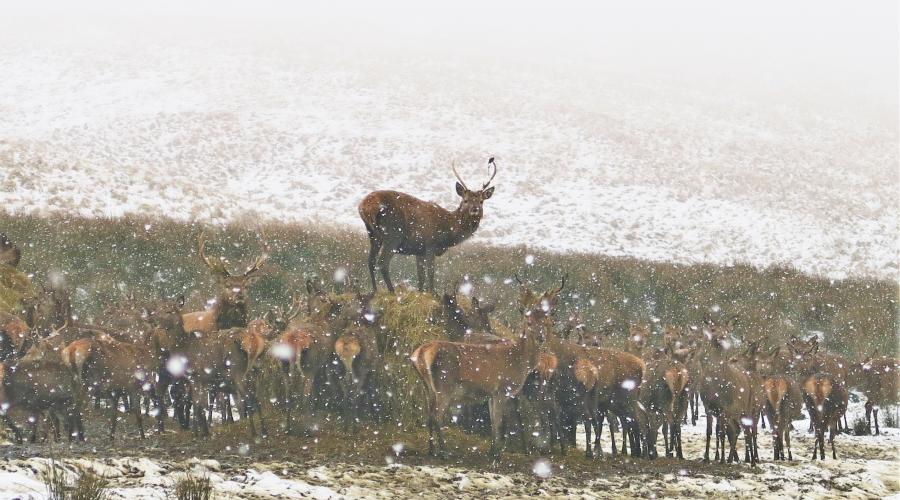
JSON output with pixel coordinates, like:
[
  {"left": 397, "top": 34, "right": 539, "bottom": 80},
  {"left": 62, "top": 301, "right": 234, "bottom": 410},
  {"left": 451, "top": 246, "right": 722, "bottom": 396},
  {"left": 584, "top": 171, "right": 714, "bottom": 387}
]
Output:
[
  {"left": 410, "top": 343, "right": 440, "bottom": 398},
  {"left": 664, "top": 366, "right": 689, "bottom": 417},
  {"left": 335, "top": 335, "right": 362, "bottom": 385},
  {"left": 574, "top": 358, "right": 599, "bottom": 392}
]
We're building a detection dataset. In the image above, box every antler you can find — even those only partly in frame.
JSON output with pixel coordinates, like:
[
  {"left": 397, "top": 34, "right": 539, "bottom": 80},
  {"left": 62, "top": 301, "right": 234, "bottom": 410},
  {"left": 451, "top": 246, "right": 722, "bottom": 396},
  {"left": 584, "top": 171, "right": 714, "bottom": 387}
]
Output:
[
  {"left": 285, "top": 294, "right": 304, "bottom": 323},
  {"left": 242, "top": 230, "right": 270, "bottom": 278},
  {"left": 482, "top": 157, "right": 498, "bottom": 189},
  {"left": 451, "top": 161, "right": 469, "bottom": 191},
  {"left": 553, "top": 273, "right": 568, "bottom": 295},
  {"left": 197, "top": 231, "right": 231, "bottom": 278}
]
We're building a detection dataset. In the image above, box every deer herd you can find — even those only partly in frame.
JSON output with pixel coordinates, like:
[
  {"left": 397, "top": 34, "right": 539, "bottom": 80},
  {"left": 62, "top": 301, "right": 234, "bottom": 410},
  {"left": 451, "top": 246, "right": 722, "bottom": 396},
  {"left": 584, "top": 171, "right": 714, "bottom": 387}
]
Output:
[{"left": 0, "top": 159, "right": 896, "bottom": 471}]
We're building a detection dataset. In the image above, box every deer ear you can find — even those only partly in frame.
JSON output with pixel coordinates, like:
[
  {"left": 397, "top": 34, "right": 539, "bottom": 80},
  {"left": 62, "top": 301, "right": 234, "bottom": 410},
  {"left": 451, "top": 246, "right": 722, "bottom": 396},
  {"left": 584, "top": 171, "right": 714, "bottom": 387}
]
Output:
[
  {"left": 482, "top": 186, "right": 495, "bottom": 200},
  {"left": 455, "top": 182, "right": 466, "bottom": 196}
]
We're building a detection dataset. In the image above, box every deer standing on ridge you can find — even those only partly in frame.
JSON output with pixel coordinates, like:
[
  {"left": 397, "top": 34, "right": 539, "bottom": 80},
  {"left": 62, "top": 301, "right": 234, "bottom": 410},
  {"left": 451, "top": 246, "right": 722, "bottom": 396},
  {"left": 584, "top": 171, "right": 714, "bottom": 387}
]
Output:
[{"left": 359, "top": 157, "right": 497, "bottom": 293}]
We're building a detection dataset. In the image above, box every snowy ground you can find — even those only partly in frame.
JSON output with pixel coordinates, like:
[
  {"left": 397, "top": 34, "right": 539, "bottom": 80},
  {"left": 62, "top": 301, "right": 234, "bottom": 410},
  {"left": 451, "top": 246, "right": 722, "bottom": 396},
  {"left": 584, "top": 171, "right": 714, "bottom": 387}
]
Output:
[
  {"left": 0, "top": 5, "right": 896, "bottom": 281},
  {"left": 0, "top": 399, "right": 896, "bottom": 499}
]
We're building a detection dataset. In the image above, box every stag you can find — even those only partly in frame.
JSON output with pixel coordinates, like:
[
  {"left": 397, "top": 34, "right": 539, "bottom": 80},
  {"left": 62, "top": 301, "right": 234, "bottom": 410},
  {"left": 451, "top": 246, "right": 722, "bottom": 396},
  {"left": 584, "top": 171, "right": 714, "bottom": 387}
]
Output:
[
  {"left": 182, "top": 232, "right": 269, "bottom": 334},
  {"left": 359, "top": 157, "right": 497, "bottom": 293},
  {"left": 409, "top": 277, "right": 560, "bottom": 460}
]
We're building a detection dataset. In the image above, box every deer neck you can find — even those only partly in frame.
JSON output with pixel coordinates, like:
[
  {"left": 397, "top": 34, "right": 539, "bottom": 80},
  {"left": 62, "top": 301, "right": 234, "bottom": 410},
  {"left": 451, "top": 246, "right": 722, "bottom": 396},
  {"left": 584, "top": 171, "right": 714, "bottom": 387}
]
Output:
[
  {"left": 216, "top": 300, "right": 248, "bottom": 330},
  {"left": 448, "top": 206, "right": 482, "bottom": 244}
]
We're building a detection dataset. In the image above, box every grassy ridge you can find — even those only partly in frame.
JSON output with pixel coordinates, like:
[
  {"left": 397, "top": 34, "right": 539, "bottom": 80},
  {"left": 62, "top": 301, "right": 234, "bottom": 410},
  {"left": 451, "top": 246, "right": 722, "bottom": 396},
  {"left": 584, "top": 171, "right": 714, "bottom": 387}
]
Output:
[{"left": 1, "top": 212, "right": 896, "bottom": 358}]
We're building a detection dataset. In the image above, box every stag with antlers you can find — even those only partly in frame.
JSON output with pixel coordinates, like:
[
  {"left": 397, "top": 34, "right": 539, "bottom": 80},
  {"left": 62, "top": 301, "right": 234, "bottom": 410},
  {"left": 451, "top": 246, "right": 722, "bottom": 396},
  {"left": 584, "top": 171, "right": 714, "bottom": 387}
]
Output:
[
  {"left": 359, "top": 157, "right": 497, "bottom": 293},
  {"left": 182, "top": 232, "right": 269, "bottom": 334}
]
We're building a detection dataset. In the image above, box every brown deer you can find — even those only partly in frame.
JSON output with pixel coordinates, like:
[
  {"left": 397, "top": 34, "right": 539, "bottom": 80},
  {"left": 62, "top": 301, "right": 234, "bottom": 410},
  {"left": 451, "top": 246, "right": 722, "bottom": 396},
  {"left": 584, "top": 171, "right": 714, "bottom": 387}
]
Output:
[
  {"left": 849, "top": 353, "right": 900, "bottom": 435},
  {"left": 440, "top": 281, "right": 502, "bottom": 343},
  {"left": 174, "top": 323, "right": 270, "bottom": 438},
  {"left": 182, "top": 232, "right": 269, "bottom": 334},
  {"left": 62, "top": 334, "right": 155, "bottom": 439},
  {"left": 409, "top": 277, "right": 560, "bottom": 460},
  {"left": 271, "top": 281, "right": 345, "bottom": 435},
  {"left": 0, "top": 356, "right": 84, "bottom": 444},
  {"left": 754, "top": 347, "right": 804, "bottom": 461},
  {"left": 803, "top": 373, "right": 848, "bottom": 460},
  {"left": 690, "top": 323, "right": 757, "bottom": 465},
  {"left": 21, "top": 283, "right": 73, "bottom": 336},
  {"left": 787, "top": 337, "right": 850, "bottom": 433},
  {"left": 635, "top": 349, "right": 690, "bottom": 459},
  {"left": 625, "top": 322, "right": 650, "bottom": 357},
  {"left": 0, "top": 311, "right": 30, "bottom": 361},
  {"left": 0, "top": 233, "right": 21, "bottom": 268},
  {"left": 332, "top": 294, "right": 381, "bottom": 430},
  {"left": 359, "top": 157, "right": 497, "bottom": 293}
]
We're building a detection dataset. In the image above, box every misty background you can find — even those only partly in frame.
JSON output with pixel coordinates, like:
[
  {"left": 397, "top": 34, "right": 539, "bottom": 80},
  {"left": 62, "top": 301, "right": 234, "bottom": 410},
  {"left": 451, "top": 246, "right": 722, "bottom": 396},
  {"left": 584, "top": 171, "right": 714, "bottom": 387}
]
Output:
[{"left": 0, "top": 0, "right": 896, "bottom": 279}]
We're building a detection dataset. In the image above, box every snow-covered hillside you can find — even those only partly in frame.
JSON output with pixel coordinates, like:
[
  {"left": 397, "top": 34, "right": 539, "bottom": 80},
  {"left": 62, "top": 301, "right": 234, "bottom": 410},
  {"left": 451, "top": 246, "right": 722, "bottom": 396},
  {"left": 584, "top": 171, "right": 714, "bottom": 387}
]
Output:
[{"left": 0, "top": 3, "right": 895, "bottom": 280}]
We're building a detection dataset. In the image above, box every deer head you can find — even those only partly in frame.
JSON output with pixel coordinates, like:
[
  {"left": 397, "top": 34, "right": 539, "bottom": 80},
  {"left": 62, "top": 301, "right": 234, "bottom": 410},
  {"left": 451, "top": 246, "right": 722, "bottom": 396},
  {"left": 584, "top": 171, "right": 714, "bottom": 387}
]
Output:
[
  {"left": 515, "top": 274, "right": 567, "bottom": 319},
  {"left": 198, "top": 231, "right": 269, "bottom": 328},
  {"left": 141, "top": 295, "right": 186, "bottom": 349},
  {"left": 451, "top": 157, "right": 497, "bottom": 220},
  {"left": 22, "top": 284, "right": 72, "bottom": 334},
  {"left": 0, "top": 234, "right": 20, "bottom": 268}
]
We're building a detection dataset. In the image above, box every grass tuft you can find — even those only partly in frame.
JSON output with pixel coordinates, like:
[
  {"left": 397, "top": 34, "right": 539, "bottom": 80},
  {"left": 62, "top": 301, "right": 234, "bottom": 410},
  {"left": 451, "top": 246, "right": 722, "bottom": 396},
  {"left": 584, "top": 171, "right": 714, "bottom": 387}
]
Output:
[{"left": 174, "top": 472, "right": 214, "bottom": 500}]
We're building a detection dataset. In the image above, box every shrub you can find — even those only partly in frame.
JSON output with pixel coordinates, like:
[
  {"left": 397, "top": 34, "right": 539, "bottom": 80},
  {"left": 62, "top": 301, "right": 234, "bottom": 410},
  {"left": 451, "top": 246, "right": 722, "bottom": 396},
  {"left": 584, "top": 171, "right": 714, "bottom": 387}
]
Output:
[
  {"left": 175, "top": 472, "right": 214, "bottom": 500},
  {"left": 40, "top": 461, "right": 108, "bottom": 500},
  {"left": 882, "top": 408, "right": 898, "bottom": 428},
  {"left": 851, "top": 416, "right": 868, "bottom": 436}
]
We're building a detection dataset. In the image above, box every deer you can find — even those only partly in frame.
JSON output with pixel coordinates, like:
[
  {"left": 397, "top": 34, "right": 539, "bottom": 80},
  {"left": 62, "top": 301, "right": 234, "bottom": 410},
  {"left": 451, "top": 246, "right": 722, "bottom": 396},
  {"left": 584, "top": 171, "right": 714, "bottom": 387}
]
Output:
[
  {"left": 625, "top": 322, "right": 650, "bottom": 357},
  {"left": 440, "top": 281, "right": 503, "bottom": 343},
  {"left": 0, "top": 355, "right": 84, "bottom": 444},
  {"left": 753, "top": 346, "right": 804, "bottom": 461},
  {"left": 635, "top": 348, "right": 690, "bottom": 459},
  {"left": 62, "top": 297, "right": 186, "bottom": 437},
  {"left": 409, "top": 276, "right": 560, "bottom": 461},
  {"left": 662, "top": 324, "right": 700, "bottom": 427},
  {"left": 181, "top": 232, "right": 269, "bottom": 334},
  {"left": 331, "top": 293, "right": 381, "bottom": 430},
  {"left": 0, "top": 233, "right": 21, "bottom": 268},
  {"left": 787, "top": 336, "right": 850, "bottom": 433},
  {"left": 689, "top": 322, "right": 757, "bottom": 466},
  {"left": 359, "top": 157, "right": 497, "bottom": 293},
  {"left": 848, "top": 352, "right": 900, "bottom": 435},
  {"left": 171, "top": 320, "right": 271, "bottom": 438},
  {"left": 0, "top": 311, "right": 30, "bottom": 361},
  {"left": 271, "top": 281, "right": 346, "bottom": 435},
  {"left": 21, "top": 283, "right": 73, "bottom": 337}
]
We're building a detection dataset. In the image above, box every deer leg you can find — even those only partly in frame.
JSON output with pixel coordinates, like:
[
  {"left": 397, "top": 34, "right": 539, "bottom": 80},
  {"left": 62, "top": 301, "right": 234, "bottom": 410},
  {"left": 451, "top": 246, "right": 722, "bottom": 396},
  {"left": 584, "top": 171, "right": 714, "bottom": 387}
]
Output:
[
  {"left": 367, "top": 237, "right": 381, "bottom": 292},
  {"left": 676, "top": 422, "right": 684, "bottom": 459},
  {"left": 133, "top": 391, "right": 145, "bottom": 439},
  {"left": 488, "top": 397, "right": 507, "bottom": 461},
  {"left": 829, "top": 418, "right": 837, "bottom": 459},
  {"left": 109, "top": 393, "right": 121, "bottom": 439},
  {"left": 607, "top": 413, "right": 618, "bottom": 457},
  {"left": 785, "top": 422, "right": 793, "bottom": 461},
  {"left": 704, "top": 412, "right": 712, "bottom": 463},
  {"left": 424, "top": 252, "right": 436, "bottom": 293},
  {"left": 377, "top": 246, "right": 396, "bottom": 294},
  {"left": 662, "top": 421, "right": 669, "bottom": 458},
  {"left": 415, "top": 256, "right": 426, "bottom": 292},
  {"left": 874, "top": 407, "right": 880, "bottom": 435}
]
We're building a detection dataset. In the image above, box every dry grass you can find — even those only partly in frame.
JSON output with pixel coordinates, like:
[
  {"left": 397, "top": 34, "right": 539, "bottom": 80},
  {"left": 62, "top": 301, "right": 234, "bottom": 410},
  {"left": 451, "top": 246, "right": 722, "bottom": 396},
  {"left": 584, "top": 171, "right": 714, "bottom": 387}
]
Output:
[{"left": 0, "top": 211, "right": 894, "bottom": 361}]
